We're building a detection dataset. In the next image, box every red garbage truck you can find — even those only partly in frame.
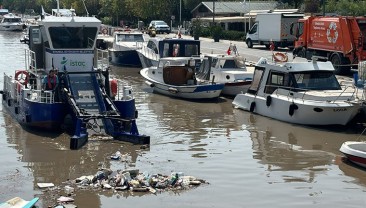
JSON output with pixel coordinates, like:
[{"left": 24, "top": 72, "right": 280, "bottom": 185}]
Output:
[{"left": 291, "top": 16, "right": 366, "bottom": 74}]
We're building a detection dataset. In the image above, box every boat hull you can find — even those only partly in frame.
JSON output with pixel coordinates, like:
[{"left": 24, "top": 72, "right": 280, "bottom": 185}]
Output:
[
  {"left": 110, "top": 50, "right": 141, "bottom": 67},
  {"left": 137, "top": 50, "right": 158, "bottom": 68},
  {"left": 222, "top": 81, "right": 251, "bottom": 97},
  {"left": 2, "top": 94, "right": 67, "bottom": 130},
  {"left": 0, "top": 24, "right": 24, "bottom": 31},
  {"left": 141, "top": 68, "right": 223, "bottom": 99},
  {"left": 340, "top": 141, "right": 366, "bottom": 168},
  {"left": 232, "top": 93, "right": 360, "bottom": 125}
]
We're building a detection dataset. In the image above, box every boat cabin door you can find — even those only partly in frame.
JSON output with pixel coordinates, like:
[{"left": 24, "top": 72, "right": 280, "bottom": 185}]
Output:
[{"left": 28, "top": 25, "right": 44, "bottom": 68}]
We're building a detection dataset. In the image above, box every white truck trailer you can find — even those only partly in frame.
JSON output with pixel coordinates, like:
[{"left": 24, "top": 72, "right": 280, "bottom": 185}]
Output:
[{"left": 245, "top": 12, "right": 304, "bottom": 49}]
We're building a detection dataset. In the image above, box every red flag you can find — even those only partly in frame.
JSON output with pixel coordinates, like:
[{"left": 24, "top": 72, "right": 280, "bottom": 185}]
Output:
[{"left": 227, "top": 46, "right": 231, "bottom": 55}]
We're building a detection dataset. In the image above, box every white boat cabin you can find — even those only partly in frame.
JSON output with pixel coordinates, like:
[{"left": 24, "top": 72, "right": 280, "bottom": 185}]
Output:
[{"left": 248, "top": 58, "right": 342, "bottom": 96}]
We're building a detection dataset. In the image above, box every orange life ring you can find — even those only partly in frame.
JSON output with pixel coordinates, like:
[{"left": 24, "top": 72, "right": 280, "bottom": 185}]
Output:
[
  {"left": 273, "top": 52, "right": 288, "bottom": 62},
  {"left": 15, "top": 70, "right": 29, "bottom": 85},
  {"left": 110, "top": 78, "right": 118, "bottom": 97}
]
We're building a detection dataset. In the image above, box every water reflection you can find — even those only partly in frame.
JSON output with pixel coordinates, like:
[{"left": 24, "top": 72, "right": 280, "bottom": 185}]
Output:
[
  {"left": 2, "top": 111, "right": 148, "bottom": 206},
  {"left": 232, "top": 109, "right": 366, "bottom": 184}
]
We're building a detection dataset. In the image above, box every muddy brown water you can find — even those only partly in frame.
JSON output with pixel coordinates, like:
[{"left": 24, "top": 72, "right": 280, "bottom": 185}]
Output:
[{"left": 1, "top": 31, "right": 366, "bottom": 207}]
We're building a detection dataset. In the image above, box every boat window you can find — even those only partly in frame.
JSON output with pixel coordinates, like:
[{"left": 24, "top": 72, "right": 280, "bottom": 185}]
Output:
[
  {"left": 265, "top": 71, "right": 285, "bottom": 94},
  {"left": 116, "top": 34, "right": 144, "bottom": 42},
  {"left": 49, "top": 27, "right": 98, "bottom": 49},
  {"left": 211, "top": 58, "right": 218, "bottom": 68},
  {"left": 147, "top": 41, "right": 158, "bottom": 54},
  {"left": 221, "top": 60, "right": 237, "bottom": 68},
  {"left": 172, "top": 44, "right": 180, "bottom": 57},
  {"left": 292, "top": 71, "right": 341, "bottom": 90},
  {"left": 3, "top": 18, "right": 21, "bottom": 23},
  {"left": 184, "top": 44, "right": 199, "bottom": 56},
  {"left": 247, "top": 67, "right": 264, "bottom": 94},
  {"left": 196, "top": 58, "right": 211, "bottom": 81},
  {"left": 162, "top": 43, "right": 170, "bottom": 57}
]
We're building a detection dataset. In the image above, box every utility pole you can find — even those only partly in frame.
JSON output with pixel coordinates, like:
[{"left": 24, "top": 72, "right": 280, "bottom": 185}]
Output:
[{"left": 322, "top": 0, "right": 325, "bottom": 16}]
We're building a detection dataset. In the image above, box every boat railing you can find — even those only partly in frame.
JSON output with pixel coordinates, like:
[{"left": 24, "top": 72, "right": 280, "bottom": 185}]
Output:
[
  {"left": 114, "top": 79, "right": 134, "bottom": 101},
  {"left": 3, "top": 74, "right": 54, "bottom": 103},
  {"left": 25, "top": 89, "right": 55, "bottom": 103},
  {"left": 96, "top": 49, "right": 109, "bottom": 70},
  {"left": 25, "top": 49, "right": 37, "bottom": 76},
  {"left": 257, "top": 84, "right": 357, "bottom": 103},
  {"left": 329, "top": 85, "right": 357, "bottom": 103}
]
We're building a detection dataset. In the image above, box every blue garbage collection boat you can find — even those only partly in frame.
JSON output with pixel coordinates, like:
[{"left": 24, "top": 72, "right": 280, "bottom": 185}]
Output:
[{"left": 0, "top": 4, "right": 149, "bottom": 149}]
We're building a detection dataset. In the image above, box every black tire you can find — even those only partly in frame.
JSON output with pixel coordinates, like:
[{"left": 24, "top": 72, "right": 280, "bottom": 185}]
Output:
[
  {"left": 246, "top": 39, "right": 253, "bottom": 48},
  {"left": 330, "top": 53, "right": 346, "bottom": 75},
  {"left": 297, "top": 49, "right": 306, "bottom": 58}
]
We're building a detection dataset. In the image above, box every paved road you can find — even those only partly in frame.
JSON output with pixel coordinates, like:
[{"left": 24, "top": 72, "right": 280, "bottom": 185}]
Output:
[{"left": 163, "top": 33, "right": 294, "bottom": 63}]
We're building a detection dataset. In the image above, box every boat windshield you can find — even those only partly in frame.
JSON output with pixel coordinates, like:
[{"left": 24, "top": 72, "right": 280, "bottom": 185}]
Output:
[
  {"left": 49, "top": 27, "right": 98, "bottom": 49},
  {"left": 218, "top": 59, "right": 246, "bottom": 69},
  {"left": 116, "top": 34, "right": 144, "bottom": 42},
  {"left": 291, "top": 71, "right": 341, "bottom": 90},
  {"left": 2, "top": 17, "right": 22, "bottom": 23}
]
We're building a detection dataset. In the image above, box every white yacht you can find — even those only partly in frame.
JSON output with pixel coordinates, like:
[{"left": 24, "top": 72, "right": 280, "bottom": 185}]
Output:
[
  {"left": 232, "top": 56, "right": 361, "bottom": 126},
  {"left": 0, "top": 13, "right": 25, "bottom": 31}
]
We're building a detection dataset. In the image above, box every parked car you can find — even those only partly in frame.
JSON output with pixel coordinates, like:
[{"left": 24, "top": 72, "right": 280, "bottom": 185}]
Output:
[{"left": 149, "top": 20, "right": 170, "bottom": 34}]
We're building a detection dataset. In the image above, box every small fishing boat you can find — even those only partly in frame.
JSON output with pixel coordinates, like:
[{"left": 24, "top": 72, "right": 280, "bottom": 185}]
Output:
[
  {"left": 340, "top": 141, "right": 366, "bottom": 168},
  {"left": 201, "top": 53, "right": 254, "bottom": 96},
  {"left": 137, "top": 37, "right": 200, "bottom": 68},
  {"left": 0, "top": 13, "right": 26, "bottom": 31},
  {"left": 140, "top": 57, "right": 224, "bottom": 100},
  {"left": 232, "top": 55, "right": 361, "bottom": 125},
  {"left": 0, "top": 197, "right": 39, "bottom": 208},
  {"left": 109, "top": 29, "right": 146, "bottom": 67}
]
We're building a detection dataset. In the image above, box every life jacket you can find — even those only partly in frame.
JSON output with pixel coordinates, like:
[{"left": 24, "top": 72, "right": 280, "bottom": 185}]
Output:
[{"left": 47, "top": 75, "right": 57, "bottom": 90}]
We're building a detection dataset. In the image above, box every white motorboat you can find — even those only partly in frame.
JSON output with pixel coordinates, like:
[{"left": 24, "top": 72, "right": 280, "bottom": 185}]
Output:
[
  {"left": 0, "top": 13, "right": 25, "bottom": 31},
  {"left": 137, "top": 37, "right": 200, "bottom": 68},
  {"left": 340, "top": 141, "right": 366, "bottom": 168},
  {"left": 109, "top": 29, "right": 146, "bottom": 67},
  {"left": 232, "top": 56, "right": 361, "bottom": 125},
  {"left": 140, "top": 57, "right": 224, "bottom": 100},
  {"left": 201, "top": 53, "right": 254, "bottom": 96}
]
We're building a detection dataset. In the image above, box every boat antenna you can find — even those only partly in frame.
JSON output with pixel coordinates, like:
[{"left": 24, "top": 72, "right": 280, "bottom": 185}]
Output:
[
  {"left": 82, "top": 0, "right": 89, "bottom": 17},
  {"left": 56, "top": 0, "right": 60, "bottom": 16}
]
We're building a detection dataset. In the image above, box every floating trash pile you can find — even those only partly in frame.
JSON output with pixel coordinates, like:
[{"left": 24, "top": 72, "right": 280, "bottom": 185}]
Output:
[
  {"left": 38, "top": 168, "right": 207, "bottom": 207},
  {"left": 73, "top": 168, "right": 207, "bottom": 193}
]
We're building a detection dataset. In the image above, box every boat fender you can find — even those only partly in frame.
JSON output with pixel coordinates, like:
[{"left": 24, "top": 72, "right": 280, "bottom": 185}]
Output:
[
  {"left": 266, "top": 95, "right": 272, "bottom": 107},
  {"left": 289, "top": 103, "right": 298, "bottom": 116},
  {"left": 250, "top": 102, "right": 256, "bottom": 112},
  {"left": 15, "top": 70, "right": 29, "bottom": 85},
  {"left": 110, "top": 78, "right": 118, "bottom": 97},
  {"left": 145, "top": 81, "right": 155, "bottom": 88}
]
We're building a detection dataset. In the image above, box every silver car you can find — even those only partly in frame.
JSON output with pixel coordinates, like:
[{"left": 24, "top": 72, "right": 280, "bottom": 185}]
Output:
[{"left": 149, "top": 20, "right": 170, "bottom": 34}]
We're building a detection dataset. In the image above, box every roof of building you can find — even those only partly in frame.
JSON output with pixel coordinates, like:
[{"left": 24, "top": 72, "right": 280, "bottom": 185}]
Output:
[{"left": 192, "top": 1, "right": 280, "bottom": 14}]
